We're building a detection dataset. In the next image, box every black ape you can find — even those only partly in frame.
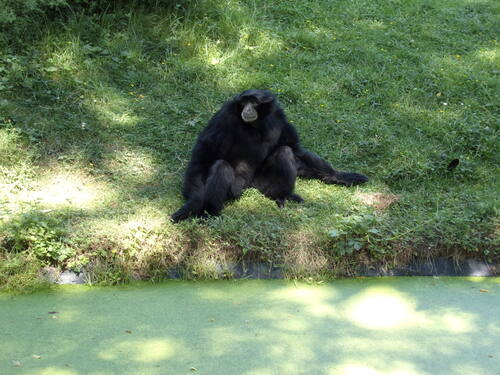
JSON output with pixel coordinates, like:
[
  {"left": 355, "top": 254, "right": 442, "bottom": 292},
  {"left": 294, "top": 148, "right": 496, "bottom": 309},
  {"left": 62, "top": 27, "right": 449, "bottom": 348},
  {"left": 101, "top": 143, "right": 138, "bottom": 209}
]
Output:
[{"left": 171, "top": 89, "right": 368, "bottom": 222}]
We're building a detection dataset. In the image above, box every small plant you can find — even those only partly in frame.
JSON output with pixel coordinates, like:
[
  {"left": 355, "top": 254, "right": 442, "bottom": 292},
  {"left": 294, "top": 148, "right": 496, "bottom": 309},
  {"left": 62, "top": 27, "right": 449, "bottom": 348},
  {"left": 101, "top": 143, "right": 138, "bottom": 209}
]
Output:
[
  {"left": 0, "top": 253, "right": 50, "bottom": 293},
  {"left": 66, "top": 254, "right": 90, "bottom": 273},
  {"left": 328, "top": 213, "right": 382, "bottom": 256},
  {"left": 1, "top": 211, "right": 74, "bottom": 263}
]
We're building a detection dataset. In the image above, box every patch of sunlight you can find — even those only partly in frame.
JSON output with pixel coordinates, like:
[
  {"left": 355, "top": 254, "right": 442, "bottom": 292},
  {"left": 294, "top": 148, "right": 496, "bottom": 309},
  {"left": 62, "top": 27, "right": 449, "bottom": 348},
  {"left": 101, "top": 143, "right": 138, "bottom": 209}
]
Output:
[
  {"left": 361, "top": 20, "right": 387, "bottom": 30},
  {"left": 99, "top": 338, "right": 178, "bottom": 362},
  {"left": 465, "top": 276, "right": 500, "bottom": 283},
  {"left": 87, "top": 205, "right": 167, "bottom": 242},
  {"left": 121, "top": 216, "right": 164, "bottom": 232},
  {"left": 202, "top": 31, "right": 277, "bottom": 65},
  {"left": 202, "top": 42, "right": 227, "bottom": 67},
  {"left": 451, "top": 363, "right": 492, "bottom": 375},
  {"left": 390, "top": 95, "right": 461, "bottom": 122},
  {"left": 88, "top": 89, "right": 141, "bottom": 127},
  {"left": 355, "top": 192, "right": 400, "bottom": 212},
  {"left": 229, "top": 188, "right": 275, "bottom": 212},
  {"left": 473, "top": 47, "right": 499, "bottom": 63},
  {"left": 43, "top": 39, "right": 82, "bottom": 74},
  {"left": 345, "top": 287, "right": 417, "bottom": 329},
  {"left": 268, "top": 285, "right": 339, "bottom": 304},
  {"left": 20, "top": 171, "right": 110, "bottom": 210},
  {"left": 119, "top": 205, "right": 166, "bottom": 231},
  {"left": 345, "top": 287, "right": 477, "bottom": 332},
  {"left": 336, "top": 365, "right": 380, "bottom": 375},
  {"left": 435, "top": 310, "right": 475, "bottom": 334},
  {"left": 103, "top": 147, "right": 157, "bottom": 183},
  {"left": 244, "top": 369, "right": 275, "bottom": 375},
  {"left": 55, "top": 309, "right": 82, "bottom": 323},
  {"left": 335, "top": 362, "right": 427, "bottom": 375},
  {"left": 265, "top": 285, "right": 339, "bottom": 318},
  {"left": 34, "top": 368, "right": 78, "bottom": 375},
  {"left": 296, "top": 179, "right": 356, "bottom": 207}
]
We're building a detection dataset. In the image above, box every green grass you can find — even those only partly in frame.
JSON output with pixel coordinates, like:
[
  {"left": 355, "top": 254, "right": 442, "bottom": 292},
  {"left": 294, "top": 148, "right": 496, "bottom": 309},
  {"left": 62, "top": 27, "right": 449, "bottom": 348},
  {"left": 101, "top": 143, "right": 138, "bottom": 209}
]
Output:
[{"left": 0, "top": 0, "right": 498, "bottom": 288}]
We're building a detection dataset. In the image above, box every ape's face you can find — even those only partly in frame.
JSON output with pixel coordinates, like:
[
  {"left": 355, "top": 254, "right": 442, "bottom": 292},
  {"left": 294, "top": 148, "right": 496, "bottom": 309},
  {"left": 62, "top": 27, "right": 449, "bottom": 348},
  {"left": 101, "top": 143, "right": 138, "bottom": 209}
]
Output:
[
  {"left": 236, "top": 90, "right": 275, "bottom": 124},
  {"left": 241, "top": 100, "right": 259, "bottom": 123}
]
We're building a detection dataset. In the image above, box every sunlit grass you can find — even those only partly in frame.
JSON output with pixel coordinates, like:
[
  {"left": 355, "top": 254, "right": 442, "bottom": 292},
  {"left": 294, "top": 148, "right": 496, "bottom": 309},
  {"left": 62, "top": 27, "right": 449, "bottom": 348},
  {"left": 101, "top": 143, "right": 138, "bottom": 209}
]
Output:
[{"left": 0, "top": 0, "right": 498, "bottom": 286}]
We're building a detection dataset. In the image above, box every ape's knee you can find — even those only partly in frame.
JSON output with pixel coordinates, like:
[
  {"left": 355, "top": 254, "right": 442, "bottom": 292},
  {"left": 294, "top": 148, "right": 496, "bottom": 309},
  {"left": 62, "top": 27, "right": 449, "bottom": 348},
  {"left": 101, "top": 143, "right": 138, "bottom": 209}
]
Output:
[
  {"left": 205, "top": 160, "right": 235, "bottom": 215},
  {"left": 210, "top": 160, "right": 234, "bottom": 181},
  {"left": 275, "top": 146, "right": 294, "bottom": 161}
]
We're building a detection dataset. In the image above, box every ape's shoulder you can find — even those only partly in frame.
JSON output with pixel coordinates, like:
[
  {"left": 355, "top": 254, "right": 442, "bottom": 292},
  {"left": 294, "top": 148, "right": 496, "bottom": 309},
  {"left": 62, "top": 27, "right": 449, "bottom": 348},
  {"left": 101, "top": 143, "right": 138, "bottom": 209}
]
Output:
[
  {"left": 194, "top": 100, "right": 238, "bottom": 151},
  {"left": 204, "top": 100, "right": 239, "bottom": 130}
]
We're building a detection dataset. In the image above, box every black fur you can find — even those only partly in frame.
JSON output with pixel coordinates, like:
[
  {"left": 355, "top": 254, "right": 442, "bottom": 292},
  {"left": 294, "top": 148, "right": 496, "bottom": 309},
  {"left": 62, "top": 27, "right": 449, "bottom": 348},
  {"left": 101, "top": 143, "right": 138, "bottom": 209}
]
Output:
[{"left": 171, "top": 89, "right": 368, "bottom": 222}]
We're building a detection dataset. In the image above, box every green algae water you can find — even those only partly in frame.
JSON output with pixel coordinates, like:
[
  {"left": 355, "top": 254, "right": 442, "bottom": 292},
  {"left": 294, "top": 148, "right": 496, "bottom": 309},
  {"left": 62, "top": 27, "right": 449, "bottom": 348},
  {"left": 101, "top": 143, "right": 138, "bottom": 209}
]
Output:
[{"left": 1, "top": 277, "right": 499, "bottom": 375}]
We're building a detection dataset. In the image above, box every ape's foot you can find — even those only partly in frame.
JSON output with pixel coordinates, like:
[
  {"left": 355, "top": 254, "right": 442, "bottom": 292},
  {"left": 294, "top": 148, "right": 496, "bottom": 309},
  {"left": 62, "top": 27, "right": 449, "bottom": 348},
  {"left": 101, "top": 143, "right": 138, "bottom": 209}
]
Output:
[
  {"left": 274, "top": 193, "right": 304, "bottom": 208},
  {"left": 171, "top": 203, "right": 204, "bottom": 223},
  {"left": 171, "top": 207, "right": 191, "bottom": 222},
  {"left": 275, "top": 197, "right": 286, "bottom": 208},
  {"left": 325, "top": 172, "right": 368, "bottom": 186}
]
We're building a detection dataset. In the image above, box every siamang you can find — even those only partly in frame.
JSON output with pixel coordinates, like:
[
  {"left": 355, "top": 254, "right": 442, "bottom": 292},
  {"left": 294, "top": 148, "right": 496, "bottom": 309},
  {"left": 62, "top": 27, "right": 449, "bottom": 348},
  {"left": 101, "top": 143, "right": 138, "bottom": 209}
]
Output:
[{"left": 171, "top": 89, "right": 368, "bottom": 222}]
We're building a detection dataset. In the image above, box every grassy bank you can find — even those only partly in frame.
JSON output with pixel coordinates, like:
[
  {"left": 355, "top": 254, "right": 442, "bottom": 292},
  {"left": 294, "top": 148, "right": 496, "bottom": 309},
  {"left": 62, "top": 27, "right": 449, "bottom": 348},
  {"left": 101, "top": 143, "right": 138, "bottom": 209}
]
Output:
[{"left": 1, "top": 0, "right": 498, "bottom": 290}]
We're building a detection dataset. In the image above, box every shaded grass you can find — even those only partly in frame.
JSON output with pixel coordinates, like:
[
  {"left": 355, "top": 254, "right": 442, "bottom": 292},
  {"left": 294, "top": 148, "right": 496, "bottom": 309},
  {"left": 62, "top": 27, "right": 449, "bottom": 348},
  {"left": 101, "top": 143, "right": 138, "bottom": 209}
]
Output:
[{"left": 0, "top": 0, "right": 498, "bottom": 288}]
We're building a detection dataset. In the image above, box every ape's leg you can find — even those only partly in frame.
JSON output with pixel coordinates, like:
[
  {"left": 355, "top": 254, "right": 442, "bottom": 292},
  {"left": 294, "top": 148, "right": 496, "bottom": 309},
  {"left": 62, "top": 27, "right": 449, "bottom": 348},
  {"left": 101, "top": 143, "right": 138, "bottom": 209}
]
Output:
[
  {"left": 203, "top": 160, "right": 236, "bottom": 216},
  {"left": 295, "top": 148, "right": 368, "bottom": 186},
  {"left": 171, "top": 160, "right": 235, "bottom": 222},
  {"left": 253, "top": 146, "right": 303, "bottom": 207}
]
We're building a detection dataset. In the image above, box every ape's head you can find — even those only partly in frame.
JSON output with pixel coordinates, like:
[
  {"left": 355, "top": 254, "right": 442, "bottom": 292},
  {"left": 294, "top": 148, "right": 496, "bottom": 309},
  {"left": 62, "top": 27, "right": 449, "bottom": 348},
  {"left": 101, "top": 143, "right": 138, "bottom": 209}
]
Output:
[{"left": 235, "top": 89, "right": 275, "bottom": 124}]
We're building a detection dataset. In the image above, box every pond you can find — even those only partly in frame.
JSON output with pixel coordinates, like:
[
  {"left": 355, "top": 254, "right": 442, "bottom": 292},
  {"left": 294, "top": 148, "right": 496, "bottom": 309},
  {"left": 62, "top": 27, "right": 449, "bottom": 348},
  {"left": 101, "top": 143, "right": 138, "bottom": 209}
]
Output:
[{"left": 1, "top": 277, "right": 499, "bottom": 375}]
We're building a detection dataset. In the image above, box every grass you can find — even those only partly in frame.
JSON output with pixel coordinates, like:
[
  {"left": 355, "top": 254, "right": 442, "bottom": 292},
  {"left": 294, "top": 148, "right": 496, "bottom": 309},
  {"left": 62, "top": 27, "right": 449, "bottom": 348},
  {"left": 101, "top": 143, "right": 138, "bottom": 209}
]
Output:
[{"left": 0, "top": 0, "right": 498, "bottom": 289}]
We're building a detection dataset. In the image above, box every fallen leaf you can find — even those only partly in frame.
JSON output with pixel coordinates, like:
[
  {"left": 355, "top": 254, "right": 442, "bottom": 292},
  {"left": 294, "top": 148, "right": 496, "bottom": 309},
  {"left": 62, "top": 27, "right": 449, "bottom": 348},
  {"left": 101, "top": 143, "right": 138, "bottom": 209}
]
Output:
[
  {"left": 125, "top": 330, "right": 132, "bottom": 334},
  {"left": 32, "top": 355, "right": 41, "bottom": 359},
  {"left": 480, "top": 289, "right": 489, "bottom": 292},
  {"left": 12, "top": 360, "right": 21, "bottom": 367},
  {"left": 447, "top": 158, "right": 460, "bottom": 171},
  {"left": 190, "top": 367, "right": 198, "bottom": 371}
]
